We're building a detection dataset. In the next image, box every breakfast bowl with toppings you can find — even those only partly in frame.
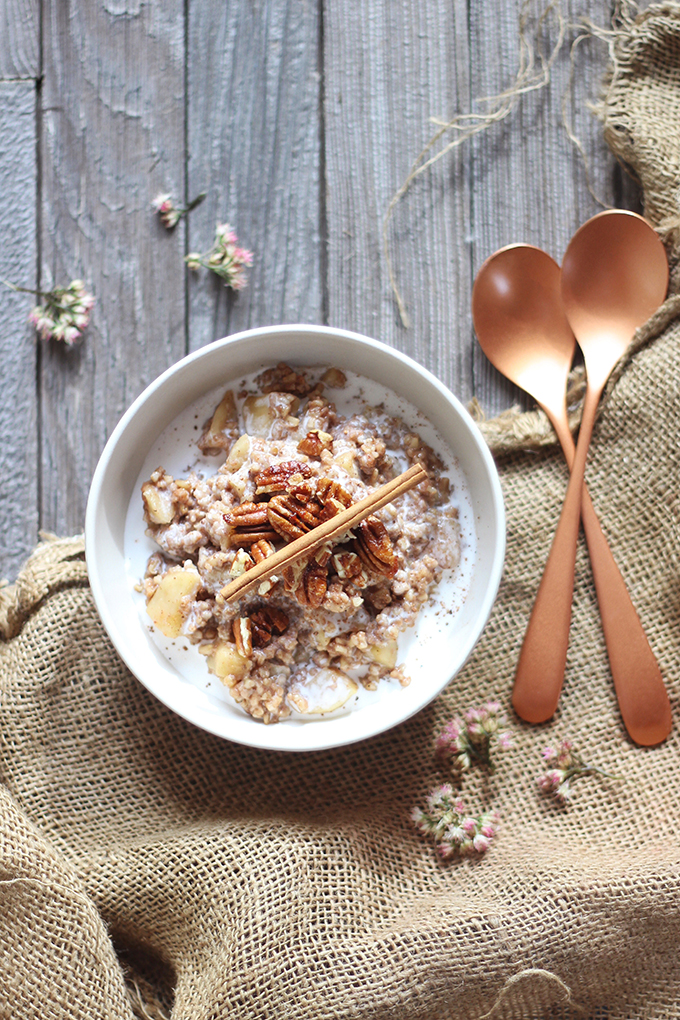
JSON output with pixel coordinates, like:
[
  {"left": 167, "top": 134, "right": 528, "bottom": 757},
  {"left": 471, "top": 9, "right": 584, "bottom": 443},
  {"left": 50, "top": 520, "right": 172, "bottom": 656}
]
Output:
[{"left": 85, "top": 326, "right": 505, "bottom": 751}]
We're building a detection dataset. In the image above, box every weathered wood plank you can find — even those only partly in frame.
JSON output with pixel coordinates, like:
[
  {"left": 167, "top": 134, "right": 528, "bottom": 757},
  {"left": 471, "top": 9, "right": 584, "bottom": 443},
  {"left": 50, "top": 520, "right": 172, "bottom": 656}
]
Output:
[
  {"left": 323, "top": 0, "right": 472, "bottom": 398},
  {"left": 0, "top": 0, "right": 39, "bottom": 79},
  {"left": 39, "top": 0, "right": 186, "bottom": 539},
  {"left": 469, "top": 0, "right": 641, "bottom": 416},
  {"left": 187, "top": 0, "right": 323, "bottom": 350},
  {"left": 0, "top": 81, "right": 38, "bottom": 581}
]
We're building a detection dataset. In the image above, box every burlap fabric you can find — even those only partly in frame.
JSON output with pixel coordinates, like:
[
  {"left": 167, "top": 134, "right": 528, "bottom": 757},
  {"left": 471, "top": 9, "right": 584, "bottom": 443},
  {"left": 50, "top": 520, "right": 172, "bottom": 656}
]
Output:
[{"left": 4, "top": 7, "right": 680, "bottom": 1018}]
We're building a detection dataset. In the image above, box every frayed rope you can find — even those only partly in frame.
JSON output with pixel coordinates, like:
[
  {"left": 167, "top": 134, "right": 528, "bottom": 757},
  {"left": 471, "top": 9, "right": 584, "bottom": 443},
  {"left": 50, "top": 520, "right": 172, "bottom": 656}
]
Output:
[
  {"left": 477, "top": 967, "right": 585, "bottom": 1019},
  {"left": 383, "top": 0, "right": 642, "bottom": 328}
]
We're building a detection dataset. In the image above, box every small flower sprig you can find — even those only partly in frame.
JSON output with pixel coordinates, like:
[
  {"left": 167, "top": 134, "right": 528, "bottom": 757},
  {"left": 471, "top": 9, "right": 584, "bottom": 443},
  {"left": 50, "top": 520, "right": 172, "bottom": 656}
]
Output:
[
  {"left": 412, "top": 785, "right": 499, "bottom": 859},
  {"left": 185, "top": 222, "right": 253, "bottom": 291},
  {"left": 436, "top": 700, "right": 513, "bottom": 774},
  {"left": 4, "top": 278, "right": 95, "bottom": 346},
  {"left": 538, "top": 739, "right": 624, "bottom": 805},
  {"left": 152, "top": 191, "right": 206, "bottom": 230}
]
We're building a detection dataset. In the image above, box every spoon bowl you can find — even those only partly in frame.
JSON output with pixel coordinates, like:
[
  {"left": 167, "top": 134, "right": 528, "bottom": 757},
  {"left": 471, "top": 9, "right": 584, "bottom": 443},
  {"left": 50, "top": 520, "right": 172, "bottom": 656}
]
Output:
[
  {"left": 561, "top": 209, "right": 669, "bottom": 388},
  {"left": 472, "top": 244, "right": 575, "bottom": 429}
]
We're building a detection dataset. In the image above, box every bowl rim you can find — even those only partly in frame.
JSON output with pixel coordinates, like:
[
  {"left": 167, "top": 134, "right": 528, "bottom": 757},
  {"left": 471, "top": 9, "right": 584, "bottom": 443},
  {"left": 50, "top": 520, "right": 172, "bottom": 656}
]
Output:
[{"left": 85, "top": 324, "right": 505, "bottom": 751}]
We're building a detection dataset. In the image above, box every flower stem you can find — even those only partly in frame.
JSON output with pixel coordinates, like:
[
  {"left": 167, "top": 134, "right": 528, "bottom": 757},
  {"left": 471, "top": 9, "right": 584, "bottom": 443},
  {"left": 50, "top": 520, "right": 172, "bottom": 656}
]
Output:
[{"left": 184, "top": 192, "right": 206, "bottom": 214}]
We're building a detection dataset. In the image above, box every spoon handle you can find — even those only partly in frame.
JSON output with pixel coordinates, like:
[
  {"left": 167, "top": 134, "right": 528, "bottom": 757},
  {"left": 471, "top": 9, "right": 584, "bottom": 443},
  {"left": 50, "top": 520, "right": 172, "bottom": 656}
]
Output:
[
  {"left": 579, "top": 486, "right": 671, "bottom": 744},
  {"left": 546, "top": 405, "right": 671, "bottom": 745},
  {"left": 512, "top": 385, "right": 601, "bottom": 723}
]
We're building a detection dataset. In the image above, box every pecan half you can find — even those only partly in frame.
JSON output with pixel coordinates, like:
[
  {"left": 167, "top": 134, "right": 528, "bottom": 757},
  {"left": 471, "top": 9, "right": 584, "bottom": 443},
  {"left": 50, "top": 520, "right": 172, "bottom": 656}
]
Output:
[
  {"left": 303, "top": 560, "right": 328, "bottom": 607},
  {"left": 223, "top": 503, "right": 279, "bottom": 546},
  {"left": 250, "top": 538, "right": 276, "bottom": 564},
  {"left": 316, "top": 477, "right": 354, "bottom": 519},
  {"left": 232, "top": 617, "right": 253, "bottom": 657},
  {"left": 332, "top": 549, "right": 368, "bottom": 587},
  {"left": 297, "top": 429, "right": 333, "bottom": 457},
  {"left": 249, "top": 606, "right": 289, "bottom": 646},
  {"left": 255, "top": 363, "right": 313, "bottom": 396},
  {"left": 267, "top": 494, "right": 324, "bottom": 541},
  {"left": 254, "top": 460, "right": 313, "bottom": 496},
  {"left": 355, "top": 516, "right": 398, "bottom": 578},
  {"left": 281, "top": 558, "right": 328, "bottom": 608}
]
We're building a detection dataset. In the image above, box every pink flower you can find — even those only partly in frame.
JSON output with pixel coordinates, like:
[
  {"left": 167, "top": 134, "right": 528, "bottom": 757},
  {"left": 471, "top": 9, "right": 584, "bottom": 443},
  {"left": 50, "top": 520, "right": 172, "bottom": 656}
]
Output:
[
  {"left": 185, "top": 222, "right": 253, "bottom": 291},
  {"left": 153, "top": 190, "right": 206, "bottom": 230},
  {"left": 436, "top": 699, "right": 513, "bottom": 774},
  {"left": 413, "top": 787, "right": 499, "bottom": 859},
  {"left": 538, "top": 739, "right": 623, "bottom": 805},
  {"left": 24, "top": 280, "right": 95, "bottom": 345}
]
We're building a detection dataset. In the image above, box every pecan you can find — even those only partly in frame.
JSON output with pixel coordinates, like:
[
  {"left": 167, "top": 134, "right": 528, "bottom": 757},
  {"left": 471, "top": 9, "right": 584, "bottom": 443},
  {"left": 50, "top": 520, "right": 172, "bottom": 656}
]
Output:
[
  {"left": 355, "top": 516, "right": 398, "bottom": 578},
  {"left": 224, "top": 503, "right": 279, "bottom": 546},
  {"left": 224, "top": 502, "right": 269, "bottom": 528},
  {"left": 316, "top": 477, "right": 353, "bottom": 518},
  {"left": 267, "top": 494, "right": 324, "bottom": 541},
  {"left": 281, "top": 558, "right": 328, "bottom": 608},
  {"left": 250, "top": 538, "right": 276, "bottom": 564},
  {"left": 332, "top": 549, "right": 368, "bottom": 587},
  {"left": 297, "top": 429, "right": 333, "bottom": 457},
  {"left": 255, "top": 363, "right": 313, "bottom": 396},
  {"left": 230, "top": 549, "right": 255, "bottom": 576},
  {"left": 254, "top": 460, "right": 313, "bottom": 496},
  {"left": 232, "top": 617, "right": 253, "bottom": 657},
  {"left": 229, "top": 529, "right": 280, "bottom": 547},
  {"left": 304, "top": 561, "right": 328, "bottom": 607},
  {"left": 286, "top": 478, "right": 317, "bottom": 504},
  {"left": 249, "top": 606, "right": 289, "bottom": 646}
]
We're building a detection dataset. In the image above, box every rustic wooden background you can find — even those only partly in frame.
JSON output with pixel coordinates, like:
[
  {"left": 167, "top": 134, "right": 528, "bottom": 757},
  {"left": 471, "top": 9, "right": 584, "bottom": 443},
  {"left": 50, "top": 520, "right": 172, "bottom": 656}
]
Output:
[{"left": 0, "top": 0, "right": 641, "bottom": 583}]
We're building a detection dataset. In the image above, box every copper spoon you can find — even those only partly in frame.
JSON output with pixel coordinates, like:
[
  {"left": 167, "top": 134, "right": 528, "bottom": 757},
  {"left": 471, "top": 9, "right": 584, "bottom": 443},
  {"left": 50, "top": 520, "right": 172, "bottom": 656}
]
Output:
[
  {"left": 501, "top": 211, "right": 669, "bottom": 729},
  {"left": 472, "top": 242, "right": 672, "bottom": 745}
]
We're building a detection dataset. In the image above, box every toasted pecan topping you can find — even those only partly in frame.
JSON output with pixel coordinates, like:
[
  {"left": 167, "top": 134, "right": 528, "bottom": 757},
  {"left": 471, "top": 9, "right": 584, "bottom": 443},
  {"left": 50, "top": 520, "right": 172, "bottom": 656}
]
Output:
[
  {"left": 250, "top": 539, "right": 276, "bottom": 564},
  {"left": 355, "top": 516, "right": 399, "bottom": 578},
  {"left": 255, "top": 363, "right": 313, "bottom": 396},
  {"left": 249, "top": 606, "right": 289, "bottom": 646},
  {"left": 267, "top": 494, "right": 325, "bottom": 542},
  {"left": 297, "top": 429, "right": 333, "bottom": 457},
  {"left": 254, "top": 460, "right": 313, "bottom": 496},
  {"left": 232, "top": 617, "right": 253, "bottom": 657}
]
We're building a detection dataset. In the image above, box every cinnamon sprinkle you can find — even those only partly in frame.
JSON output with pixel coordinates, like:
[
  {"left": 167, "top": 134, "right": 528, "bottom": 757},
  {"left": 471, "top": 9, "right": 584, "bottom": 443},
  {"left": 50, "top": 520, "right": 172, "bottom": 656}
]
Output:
[{"left": 219, "top": 463, "right": 428, "bottom": 603}]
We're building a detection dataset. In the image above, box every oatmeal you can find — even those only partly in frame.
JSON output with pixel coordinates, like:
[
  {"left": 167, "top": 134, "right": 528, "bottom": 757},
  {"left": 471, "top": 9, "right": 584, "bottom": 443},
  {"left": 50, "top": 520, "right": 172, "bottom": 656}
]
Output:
[{"left": 137, "top": 363, "right": 464, "bottom": 724}]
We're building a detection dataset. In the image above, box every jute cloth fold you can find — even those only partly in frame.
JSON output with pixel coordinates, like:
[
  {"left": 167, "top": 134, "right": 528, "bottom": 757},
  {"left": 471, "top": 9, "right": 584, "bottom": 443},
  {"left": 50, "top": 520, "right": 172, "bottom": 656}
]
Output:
[{"left": 4, "top": 6, "right": 680, "bottom": 1018}]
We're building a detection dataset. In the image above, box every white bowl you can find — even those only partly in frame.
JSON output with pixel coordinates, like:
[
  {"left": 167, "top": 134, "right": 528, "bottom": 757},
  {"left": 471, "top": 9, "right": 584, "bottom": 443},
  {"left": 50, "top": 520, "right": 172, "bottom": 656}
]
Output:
[{"left": 85, "top": 325, "right": 505, "bottom": 752}]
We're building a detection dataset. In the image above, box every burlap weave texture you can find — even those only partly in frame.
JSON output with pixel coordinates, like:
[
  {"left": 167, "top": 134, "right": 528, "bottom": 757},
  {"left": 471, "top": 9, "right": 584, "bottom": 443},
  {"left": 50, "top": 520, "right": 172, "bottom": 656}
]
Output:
[{"left": 4, "top": 5, "right": 680, "bottom": 1018}]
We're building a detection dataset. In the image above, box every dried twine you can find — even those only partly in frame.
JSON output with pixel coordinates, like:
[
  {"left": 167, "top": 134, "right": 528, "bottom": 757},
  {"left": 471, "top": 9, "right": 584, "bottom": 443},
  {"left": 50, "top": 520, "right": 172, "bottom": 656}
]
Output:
[{"left": 383, "top": 0, "right": 642, "bottom": 328}]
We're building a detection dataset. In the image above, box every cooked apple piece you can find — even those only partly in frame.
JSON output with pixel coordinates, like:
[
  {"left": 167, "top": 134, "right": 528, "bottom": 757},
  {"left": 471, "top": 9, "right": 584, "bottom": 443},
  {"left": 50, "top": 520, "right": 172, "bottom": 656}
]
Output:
[
  {"left": 224, "top": 433, "right": 250, "bottom": 472},
  {"left": 333, "top": 450, "right": 358, "bottom": 478},
  {"left": 141, "top": 483, "right": 176, "bottom": 525},
  {"left": 145, "top": 564, "right": 201, "bottom": 638},
  {"left": 198, "top": 389, "right": 239, "bottom": 455},
  {"left": 288, "top": 667, "right": 358, "bottom": 714},
  {"left": 242, "top": 395, "right": 276, "bottom": 437},
  {"left": 206, "top": 640, "right": 248, "bottom": 687},
  {"left": 367, "top": 639, "right": 398, "bottom": 669}
]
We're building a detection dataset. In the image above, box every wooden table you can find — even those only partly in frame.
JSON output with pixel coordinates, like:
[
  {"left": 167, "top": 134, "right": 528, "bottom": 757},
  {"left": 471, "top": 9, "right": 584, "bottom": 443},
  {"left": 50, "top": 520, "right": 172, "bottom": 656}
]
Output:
[{"left": 0, "top": 0, "right": 641, "bottom": 583}]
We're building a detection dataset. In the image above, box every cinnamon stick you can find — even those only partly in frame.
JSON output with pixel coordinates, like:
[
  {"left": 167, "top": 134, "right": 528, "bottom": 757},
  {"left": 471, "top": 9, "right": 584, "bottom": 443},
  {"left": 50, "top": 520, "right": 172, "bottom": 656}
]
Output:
[{"left": 219, "top": 462, "right": 428, "bottom": 603}]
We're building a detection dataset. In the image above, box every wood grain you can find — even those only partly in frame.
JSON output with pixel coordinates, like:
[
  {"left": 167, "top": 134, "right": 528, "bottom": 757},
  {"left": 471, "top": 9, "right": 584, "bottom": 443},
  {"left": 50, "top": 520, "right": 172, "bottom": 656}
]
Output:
[
  {"left": 187, "top": 0, "right": 324, "bottom": 350},
  {"left": 469, "top": 0, "right": 641, "bottom": 416},
  {"left": 0, "top": 0, "right": 39, "bottom": 79},
  {"left": 324, "top": 0, "right": 473, "bottom": 395},
  {"left": 0, "top": 81, "right": 38, "bottom": 581},
  {"left": 39, "top": 0, "right": 186, "bottom": 540},
  {"left": 0, "top": 0, "right": 647, "bottom": 581}
]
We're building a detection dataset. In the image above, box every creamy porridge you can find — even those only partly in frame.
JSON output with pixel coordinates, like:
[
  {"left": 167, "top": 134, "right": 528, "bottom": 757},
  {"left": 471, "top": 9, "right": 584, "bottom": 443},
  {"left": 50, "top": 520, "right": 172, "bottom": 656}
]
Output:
[{"left": 130, "top": 363, "right": 474, "bottom": 724}]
